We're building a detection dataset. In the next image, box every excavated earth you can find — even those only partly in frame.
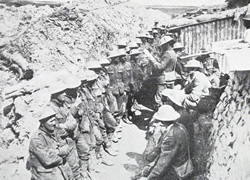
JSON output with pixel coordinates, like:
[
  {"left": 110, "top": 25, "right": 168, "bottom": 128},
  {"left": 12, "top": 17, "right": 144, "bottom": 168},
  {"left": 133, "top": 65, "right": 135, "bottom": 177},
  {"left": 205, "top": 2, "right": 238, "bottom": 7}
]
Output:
[
  {"left": 0, "top": 1, "right": 171, "bottom": 179},
  {"left": 0, "top": 1, "right": 249, "bottom": 180}
]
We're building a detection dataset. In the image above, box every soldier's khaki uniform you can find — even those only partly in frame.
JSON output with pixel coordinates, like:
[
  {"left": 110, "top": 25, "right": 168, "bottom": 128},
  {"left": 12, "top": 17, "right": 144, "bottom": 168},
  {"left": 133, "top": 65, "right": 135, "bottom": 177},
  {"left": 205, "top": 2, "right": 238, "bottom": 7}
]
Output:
[
  {"left": 50, "top": 98, "right": 83, "bottom": 180},
  {"left": 151, "top": 50, "right": 177, "bottom": 105},
  {"left": 107, "top": 63, "right": 125, "bottom": 116},
  {"left": 29, "top": 127, "right": 73, "bottom": 180},
  {"left": 146, "top": 123, "right": 191, "bottom": 180}
]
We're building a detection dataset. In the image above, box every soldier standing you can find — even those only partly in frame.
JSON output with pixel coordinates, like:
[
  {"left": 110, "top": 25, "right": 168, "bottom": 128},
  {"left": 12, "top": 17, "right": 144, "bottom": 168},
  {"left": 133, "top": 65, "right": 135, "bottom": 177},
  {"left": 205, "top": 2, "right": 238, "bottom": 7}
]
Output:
[
  {"left": 127, "top": 49, "right": 144, "bottom": 118},
  {"left": 49, "top": 78, "right": 84, "bottom": 180},
  {"left": 107, "top": 50, "right": 125, "bottom": 122},
  {"left": 28, "top": 106, "right": 73, "bottom": 180},
  {"left": 147, "top": 36, "right": 177, "bottom": 107}
]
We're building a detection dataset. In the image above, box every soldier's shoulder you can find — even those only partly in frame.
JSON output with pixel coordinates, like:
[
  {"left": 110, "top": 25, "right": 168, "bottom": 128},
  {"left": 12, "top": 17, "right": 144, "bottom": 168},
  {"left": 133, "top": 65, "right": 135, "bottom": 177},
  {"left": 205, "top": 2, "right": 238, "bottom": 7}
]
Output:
[
  {"left": 30, "top": 129, "right": 46, "bottom": 143},
  {"left": 173, "top": 123, "right": 188, "bottom": 136}
]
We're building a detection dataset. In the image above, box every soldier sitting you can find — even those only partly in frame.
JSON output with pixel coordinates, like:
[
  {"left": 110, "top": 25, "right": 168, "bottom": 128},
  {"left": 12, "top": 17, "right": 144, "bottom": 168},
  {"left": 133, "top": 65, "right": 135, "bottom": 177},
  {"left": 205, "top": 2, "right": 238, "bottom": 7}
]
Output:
[
  {"left": 135, "top": 105, "right": 193, "bottom": 180},
  {"left": 161, "top": 59, "right": 211, "bottom": 110}
]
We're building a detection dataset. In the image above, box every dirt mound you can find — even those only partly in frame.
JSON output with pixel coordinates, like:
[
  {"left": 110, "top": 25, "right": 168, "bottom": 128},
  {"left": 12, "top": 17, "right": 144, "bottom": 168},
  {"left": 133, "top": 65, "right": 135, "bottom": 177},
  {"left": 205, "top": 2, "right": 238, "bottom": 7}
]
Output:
[{"left": 0, "top": 2, "right": 170, "bottom": 179}]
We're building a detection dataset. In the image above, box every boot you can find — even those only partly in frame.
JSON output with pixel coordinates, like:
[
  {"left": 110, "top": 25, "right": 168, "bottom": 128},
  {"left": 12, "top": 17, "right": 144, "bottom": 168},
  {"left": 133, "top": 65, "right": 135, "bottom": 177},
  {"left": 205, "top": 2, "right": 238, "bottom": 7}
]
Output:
[
  {"left": 116, "top": 124, "right": 123, "bottom": 132},
  {"left": 103, "top": 142, "right": 118, "bottom": 156},
  {"left": 115, "top": 130, "right": 122, "bottom": 140},
  {"left": 88, "top": 150, "right": 101, "bottom": 174},
  {"left": 109, "top": 132, "right": 119, "bottom": 143},
  {"left": 80, "top": 160, "right": 91, "bottom": 180},
  {"left": 122, "top": 117, "right": 133, "bottom": 124},
  {"left": 97, "top": 148, "right": 114, "bottom": 166}
]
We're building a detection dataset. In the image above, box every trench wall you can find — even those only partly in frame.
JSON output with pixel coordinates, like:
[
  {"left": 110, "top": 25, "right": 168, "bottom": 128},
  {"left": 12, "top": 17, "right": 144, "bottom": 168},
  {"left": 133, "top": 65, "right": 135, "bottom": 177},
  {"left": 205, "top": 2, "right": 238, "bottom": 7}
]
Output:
[{"left": 207, "top": 71, "right": 250, "bottom": 180}]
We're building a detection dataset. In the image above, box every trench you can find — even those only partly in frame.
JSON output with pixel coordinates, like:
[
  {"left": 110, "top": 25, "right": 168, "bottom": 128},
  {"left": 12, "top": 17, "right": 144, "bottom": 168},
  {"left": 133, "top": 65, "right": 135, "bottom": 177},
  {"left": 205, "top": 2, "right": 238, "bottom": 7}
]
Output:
[{"left": 94, "top": 77, "right": 222, "bottom": 180}]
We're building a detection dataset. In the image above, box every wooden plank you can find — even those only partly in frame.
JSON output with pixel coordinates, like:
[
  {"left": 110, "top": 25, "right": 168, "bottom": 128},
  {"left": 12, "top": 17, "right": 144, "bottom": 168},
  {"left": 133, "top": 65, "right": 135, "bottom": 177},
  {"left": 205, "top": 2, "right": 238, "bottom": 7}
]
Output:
[
  {"left": 193, "top": 25, "right": 197, "bottom": 54},
  {"left": 184, "top": 28, "right": 188, "bottom": 53},
  {"left": 197, "top": 24, "right": 201, "bottom": 53},
  {"left": 230, "top": 18, "right": 235, "bottom": 40},
  {"left": 214, "top": 21, "right": 217, "bottom": 42}
]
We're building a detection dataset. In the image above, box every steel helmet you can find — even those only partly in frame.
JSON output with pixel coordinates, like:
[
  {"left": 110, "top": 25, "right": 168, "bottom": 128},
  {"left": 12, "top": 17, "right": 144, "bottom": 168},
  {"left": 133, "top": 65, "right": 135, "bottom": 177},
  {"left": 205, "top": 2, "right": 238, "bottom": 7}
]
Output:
[
  {"left": 153, "top": 105, "right": 180, "bottom": 121},
  {"left": 99, "top": 58, "right": 110, "bottom": 66},
  {"left": 129, "top": 49, "right": 141, "bottom": 56},
  {"left": 36, "top": 105, "right": 56, "bottom": 122},
  {"left": 85, "top": 70, "right": 98, "bottom": 81},
  {"left": 159, "top": 36, "right": 174, "bottom": 47},
  {"left": 173, "top": 42, "right": 184, "bottom": 50},
  {"left": 185, "top": 59, "right": 202, "bottom": 68},
  {"left": 128, "top": 41, "right": 138, "bottom": 49}
]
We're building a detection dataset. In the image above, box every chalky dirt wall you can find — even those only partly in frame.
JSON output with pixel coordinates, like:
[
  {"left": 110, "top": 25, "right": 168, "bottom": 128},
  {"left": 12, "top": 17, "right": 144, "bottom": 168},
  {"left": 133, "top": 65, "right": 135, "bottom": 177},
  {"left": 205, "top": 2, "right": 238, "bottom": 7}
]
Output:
[
  {"left": 207, "top": 71, "right": 250, "bottom": 180},
  {"left": 0, "top": 1, "right": 170, "bottom": 179}
]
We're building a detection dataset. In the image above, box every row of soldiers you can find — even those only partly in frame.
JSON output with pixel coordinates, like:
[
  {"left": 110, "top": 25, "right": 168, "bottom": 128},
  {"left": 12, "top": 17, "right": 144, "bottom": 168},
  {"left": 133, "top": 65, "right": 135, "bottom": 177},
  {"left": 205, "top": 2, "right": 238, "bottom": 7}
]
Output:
[
  {"left": 27, "top": 21, "right": 221, "bottom": 180},
  {"left": 27, "top": 24, "right": 171, "bottom": 180}
]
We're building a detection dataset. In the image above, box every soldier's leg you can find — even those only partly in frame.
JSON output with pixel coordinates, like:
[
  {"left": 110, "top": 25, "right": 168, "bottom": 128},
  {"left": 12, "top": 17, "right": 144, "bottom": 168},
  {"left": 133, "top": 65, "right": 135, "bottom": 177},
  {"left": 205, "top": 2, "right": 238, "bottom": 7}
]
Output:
[
  {"left": 63, "top": 138, "right": 82, "bottom": 180},
  {"left": 103, "top": 111, "right": 117, "bottom": 134},
  {"left": 75, "top": 133, "right": 92, "bottom": 179},
  {"left": 121, "top": 92, "right": 133, "bottom": 124},
  {"left": 155, "top": 84, "right": 167, "bottom": 106}
]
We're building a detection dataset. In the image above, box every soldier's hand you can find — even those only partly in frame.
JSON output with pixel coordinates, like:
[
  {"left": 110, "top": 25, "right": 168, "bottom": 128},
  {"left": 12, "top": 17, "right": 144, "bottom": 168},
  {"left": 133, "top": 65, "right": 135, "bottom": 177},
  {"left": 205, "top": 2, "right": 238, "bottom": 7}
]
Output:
[{"left": 58, "top": 145, "right": 72, "bottom": 157}]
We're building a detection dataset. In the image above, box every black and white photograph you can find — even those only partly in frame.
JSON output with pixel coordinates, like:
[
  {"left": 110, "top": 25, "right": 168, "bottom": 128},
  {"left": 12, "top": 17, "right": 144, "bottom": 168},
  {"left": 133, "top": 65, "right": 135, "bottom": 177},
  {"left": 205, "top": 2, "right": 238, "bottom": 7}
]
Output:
[{"left": 0, "top": 0, "right": 249, "bottom": 179}]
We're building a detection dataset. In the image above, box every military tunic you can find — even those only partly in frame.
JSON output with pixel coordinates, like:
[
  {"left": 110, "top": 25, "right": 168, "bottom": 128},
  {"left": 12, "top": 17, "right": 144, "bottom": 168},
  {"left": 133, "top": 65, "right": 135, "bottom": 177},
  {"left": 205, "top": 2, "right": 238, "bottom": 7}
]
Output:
[
  {"left": 147, "top": 122, "right": 192, "bottom": 180},
  {"left": 29, "top": 127, "right": 72, "bottom": 180}
]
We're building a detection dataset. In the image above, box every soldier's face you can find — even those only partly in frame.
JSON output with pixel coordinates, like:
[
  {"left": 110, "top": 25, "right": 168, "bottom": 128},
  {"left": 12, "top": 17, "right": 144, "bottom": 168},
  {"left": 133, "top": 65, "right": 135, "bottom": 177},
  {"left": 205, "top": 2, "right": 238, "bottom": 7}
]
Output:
[
  {"left": 153, "top": 33, "right": 159, "bottom": 38},
  {"left": 93, "top": 69, "right": 100, "bottom": 75},
  {"left": 120, "top": 56, "right": 126, "bottom": 62},
  {"left": 141, "top": 38, "right": 146, "bottom": 43},
  {"left": 43, "top": 117, "right": 56, "bottom": 133},
  {"left": 113, "top": 58, "right": 119, "bottom": 64},
  {"left": 57, "top": 92, "right": 66, "bottom": 102},
  {"left": 176, "top": 50, "right": 182, "bottom": 57}
]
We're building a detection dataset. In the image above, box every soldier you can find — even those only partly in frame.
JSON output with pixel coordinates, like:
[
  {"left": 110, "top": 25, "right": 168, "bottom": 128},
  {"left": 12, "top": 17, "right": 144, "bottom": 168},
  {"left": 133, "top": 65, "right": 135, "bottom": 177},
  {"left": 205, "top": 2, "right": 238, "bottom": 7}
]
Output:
[
  {"left": 127, "top": 41, "right": 139, "bottom": 51},
  {"left": 100, "top": 58, "right": 122, "bottom": 142},
  {"left": 127, "top": 49, "right": 144, "bottom": 118},
  {"left": 152, "top": 30, "right": 160, "bottom": 45},
  {"left": 151, "top": 30, "right": 161, "bottom": 59},
  {"left": 87, "top": 61, "right": 120, "bottom": 148},
  {"left": 146, "top": 34, "right": 154, "bottom": 50},
  {"left": 118, "top": 48, "right": 133, "bottom": 124},
  {"left": 107, "top": 50, "right": 125, "bottom": 121},
  {"left": 49, "top": 78, "right": 84, "bottom": 180},
  {"left": 140, "top": 105, "right": 193, "bottom": 180},
  {"left": 136, "top": 38, "right": 143, "bottom": 47},
  {"left": 159, "top": 25, "right": 166, "bottom": 36},
  {"left": 71, "top": 70, "right": 96, "bottom": 179},
  {"left": 83, "top": 70, "right": 117, "bottom": 161},
  {"left": 161, "top": 60, "right": 211, "bottom": 109},
  {"left": 173, "top": 42, "right": 188, "bottom": 87},
  {"left": 147, "top": 29, "right": 153, "bottom": 36},
  {"left": 242, "top": 13, "right": 250, "bottom": 43},
  {"left": 28, "top": 106, "right": 73, "bottom": 180},
  {"left": 147, "top": 36, "right": 177, "bottom": 107},
  {"left": 117, "top": 38, "right": 128, "bottom": 49},
  {"left": 136, "top": 33, "right": 151, "bottom": 51}
]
